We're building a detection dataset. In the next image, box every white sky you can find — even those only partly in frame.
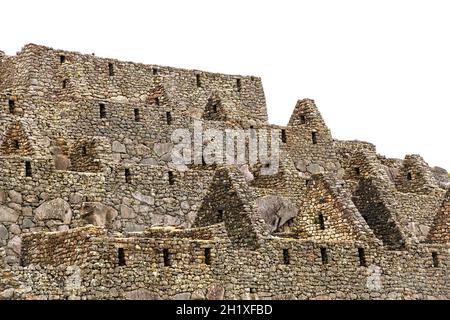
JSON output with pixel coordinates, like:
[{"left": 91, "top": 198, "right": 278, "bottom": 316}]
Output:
[{"left": 1, "top": 0, "right": 449, "bottom": 169}]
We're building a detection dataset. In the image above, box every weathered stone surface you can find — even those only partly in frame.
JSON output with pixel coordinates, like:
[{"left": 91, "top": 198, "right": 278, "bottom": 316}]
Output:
[
  {"left": 172, "top": 292, "right": 191, "bottom": 300},
  {"left": 9, "top": 224, "right": 21, "bottom": 235},
  {"left": 8, "top": 190, "right": 22, "bottom": 204},
  {"left": 132, "top": 191, "right": 154, "bottom": 206},
  {"left": 206, "top": 284, "right": 225, "bottom": 300},
  {"left": 0, "top": 225, "right": 8, "bottom": 239},
  {"left": 0, "top": 206, "right": 19, "bottom": 223},
  {"left": 0, "top": 44, "right": 446, "bottom": 301},
  {"left": 191, "top": 290, "right": 206, "bottom": 300},
  {"left": 0, "top": 190, "right": 6, "bottom": 204},
  {"left": 141, "top": 157, "right": 158, "bottom": 166},
  {"left": 153, "top": 143, "right": 173, "bottom": 157},
  {"left": 120, "top": 205, "right": 135, "bottom": 219},
  {"left": 0, "top": 288, "right": 15, "bottom": 299},
  {"left": 81, "top": 202, "right": 118, "bottom": 228},
  {"left": 35, "top": 199, "right": 72, "bottom": 224},
  {"left": 256, "top": 196, "right": 298, "bottom": 232},
  {"left": 125, "top": 289, "right": 161, "bottom": 300},
  {"left": 54, "top": 154, "right": 71, "bottom": 170},
  {"left": 307, "top": 163, "right": 324, "bottom": 174},
  {"left": 7, "top": 236, "right": 21, "bottom": 255},
  {"left": 112, "top": 141, "right": 126, "bottom": 153},
  {"left": 69, "top": 193, "right": 83, "bottom": 204},
  {"left": 22, "top": 218, "right": 35, "bottom": 229}
]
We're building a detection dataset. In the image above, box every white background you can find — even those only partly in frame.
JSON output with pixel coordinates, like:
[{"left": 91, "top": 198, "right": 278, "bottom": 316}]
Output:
[{"left": 1, "top": 0, "right": 448, "bottom": 169}]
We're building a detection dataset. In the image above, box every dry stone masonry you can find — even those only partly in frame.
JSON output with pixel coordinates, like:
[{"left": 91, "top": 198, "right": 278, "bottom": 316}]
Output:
[{"left": 0, "top": 44, "right": 448, "bottom": 300}]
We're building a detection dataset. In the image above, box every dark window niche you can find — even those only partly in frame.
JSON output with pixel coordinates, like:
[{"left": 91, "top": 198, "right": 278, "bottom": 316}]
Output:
[
  {"left": 281, "top": 129, "right": 287, "bottom": 143},
  {"left": 196, "top": 74, "right": 202, "bottom": 88},
  {"left": 125, "top": 168, "right": 131, "bottom": 183},
  {"left": 163, "top": 248, "right": 171, "bottom": 267},
  {"left": 318, "top": 213, "right": 325, "bottom": 230},
  {"left": 300, "top": 114, "right": 306, "bottom": 124},
  {"left": 355, "top": 167, "right": 361, "bottom": 176},
  {"left": 60, "top": 55, "right": 66, "bottom": 63},
  {"left": 166, "top": 111, "right": 172, "bottom": 125},
  {"left": 62, "top": 79, "right": 68, "bottom": 89},
  {"left": 320, "top": 247, "right": 328, "bottom": 265},
  {"left": 358, "top": 248, "right": 367, "bottom": 267},
  {"left": 407, "top": 172, "right": 412, "bottom": 180},
  {"left": 283, "top": 249, "right": 290, "bottom": 265},
  {"left": 81, "top": 146, "right": 87, "bottom": 155},
  {"left": 236, "top": 78, "right": 242, "bottom": 92},
  {"left": 305, "top": 179, "right": 310, "bottom": 186},
  {"left": 168, "top": 171, "right": 174, "bottom": 185},
  {"left": 99, "top": 103, "right": 106, "bottom": 119},
  {"left": 118, "top": 248, "right": 126, "bottom": 266},
  {"left": 14, "top": 140, "right": 20, "bottom": 149},
  {"left": 152, "top": 67, "right": 158, "bottom": 75},
  {"left": 108, "top": 63, "right": 114, "bottom": 76},
  {"left": 8, "top": 100, "right": 15, "bottom": 114},
  {"left": 25, "top": 161, "right": 32, "bottom": 177},
  {"left": 432, "top": 252, "right": 439, "bottom": 267},
  {"left": 217, "top": 209, "right": 224, "bottom": 221},
  {"left": 312, "top": 132, "right": 318, "bottom": 144},
  {"left": 134, "top": 108, "right": 140, "bottom": 122},
  {"left": 204, "top": 248, "right": 212, "bottom": 265}
]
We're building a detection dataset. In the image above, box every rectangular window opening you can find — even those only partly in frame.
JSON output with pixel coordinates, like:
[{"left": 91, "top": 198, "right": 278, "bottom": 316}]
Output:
[
  {"left": 125, "top": 168, "right": 131, "bottom": 183},
  {"left": 62, "top": 79, "right": 68, "bottom": 89},
  {"left": 204, "top": 248, "right": 211, "bottom": 265},
  {"left": 355, "top": 167, "right": 361, "bottom": 176},
  {"left": 281, "top": 129, "right": 287, "bottom": 143},
  {"left": 318, "top": 213, "right": 325, "bottom": 230},
  {"left": 99, "top": 103, "right": 106, "bottom": 118},
  {"left": 320, "top": 247, "right": 328, "bottom": 265},
  {"left": 217, "top": 209, "right": 224, "bottom": 221},
  {"left": 134, "top": 108, "right": 140, "bottom": 122},
  {"left": 118, "top": 248, "right": 126, "bottom": 266},
  {"left": 196, "top": 74, "right": 202, "bottom": 88},
  {"left": 300, "top": 115, "right": 306, "bottom": 124},
  {"left": 152, "top": 67, "right": 158, "bottom": 75},
  {"left": 166, "top": 111, "right": 172, "bottom": 125},
  {"left": 81, "top": 146, "right": 87, "bottom": 155},
  {"left": 25, "top": 161, "right": 32, "bottom": 177},
  {"left": 14, "top": 140, "right": 20, "bottom": 149},
  {"left": 432, "top": 252, "right": 439, "bottom": 267},
  {"left": 60, "top": 55, "right": 66, "bottom": 63},
  {"left": 283, "top": 249, "right": 290, "bottom": 265},
  {"left": 163, "top": 248, "right": 171, "bottom": 267},
  {"left": 236, "top": 78, "right": 242, "bottom": 92},
  {"left": 168, "top": 171, "right": 174, "bottom": 185},
  {"left": 312, "top": 132, "right": 318, "bottom": 144},
  {"left": 8, "top": 100, "right": 15, "bottom": 114},
  {"left": 358, "top": 248, "right": 367, "bottom": 267},
  {"left": 407, "top": 172, "right": 412, "bottom": 180},
  {"left": 108, "top": 63, "right": 114, "bottom": 76}
]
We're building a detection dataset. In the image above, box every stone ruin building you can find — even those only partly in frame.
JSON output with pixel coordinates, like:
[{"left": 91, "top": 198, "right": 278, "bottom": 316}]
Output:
[{"left": 0, "top": 44, "right": 448, "bottom": 300}]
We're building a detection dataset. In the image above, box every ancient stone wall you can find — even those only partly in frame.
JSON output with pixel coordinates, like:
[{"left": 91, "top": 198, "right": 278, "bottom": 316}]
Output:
[
  {"left": 1, "top": 225, "right": 448, "bottom": 300},
  {"left": 285, "top": 99, "right": 342, "bottom": 177},
  {"left": 0, "top": 44, "right": 448, "bottom": 300},
  {"left": 335, "top": 140, "right": 446, "bottom": 247}
]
